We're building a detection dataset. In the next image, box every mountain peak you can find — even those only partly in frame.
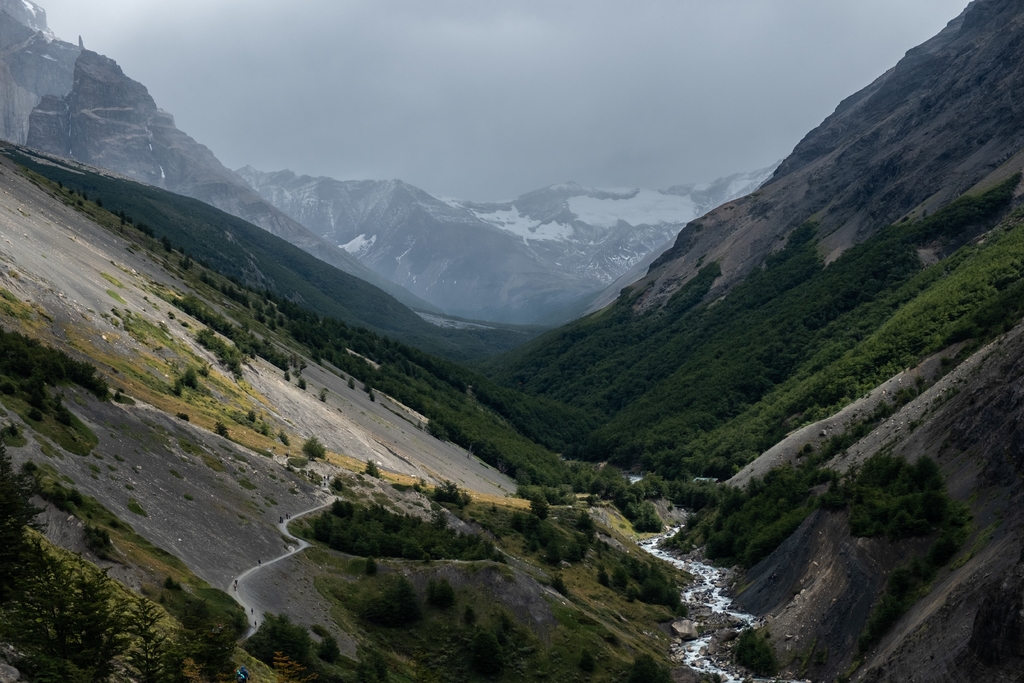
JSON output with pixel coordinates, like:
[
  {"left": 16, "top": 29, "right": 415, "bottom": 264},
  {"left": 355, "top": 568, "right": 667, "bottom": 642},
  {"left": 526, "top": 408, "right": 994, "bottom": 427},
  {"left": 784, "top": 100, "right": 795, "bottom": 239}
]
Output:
[{"left": 0, "top": 0, "right": 54, "bottom": 40}]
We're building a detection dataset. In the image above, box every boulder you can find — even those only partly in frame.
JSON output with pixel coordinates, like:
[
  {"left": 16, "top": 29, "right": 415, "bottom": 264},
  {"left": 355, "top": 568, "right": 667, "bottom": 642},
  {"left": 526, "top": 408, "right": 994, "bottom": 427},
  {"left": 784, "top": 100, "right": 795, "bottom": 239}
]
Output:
[
  {"left": 0, "top": 662, "right": 20, "bottom": 683},
  {"left": 671, "top": 618, "right": 699, "bottom": 640}
]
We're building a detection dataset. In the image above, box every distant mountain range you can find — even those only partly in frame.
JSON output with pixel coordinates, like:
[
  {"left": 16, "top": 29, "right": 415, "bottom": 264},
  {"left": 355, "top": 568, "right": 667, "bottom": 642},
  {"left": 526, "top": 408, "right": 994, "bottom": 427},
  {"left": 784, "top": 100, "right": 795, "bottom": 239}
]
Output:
[{"left": 238, "top": 166, "right": 776, "bottom": 324}]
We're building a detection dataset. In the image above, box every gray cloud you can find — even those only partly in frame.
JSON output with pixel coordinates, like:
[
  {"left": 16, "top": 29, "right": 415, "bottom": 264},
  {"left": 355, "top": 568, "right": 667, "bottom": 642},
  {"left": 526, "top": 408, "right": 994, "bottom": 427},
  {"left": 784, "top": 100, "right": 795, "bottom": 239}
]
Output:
[{"left": 42, "top": 0, "right": 968, "bottom": 200}]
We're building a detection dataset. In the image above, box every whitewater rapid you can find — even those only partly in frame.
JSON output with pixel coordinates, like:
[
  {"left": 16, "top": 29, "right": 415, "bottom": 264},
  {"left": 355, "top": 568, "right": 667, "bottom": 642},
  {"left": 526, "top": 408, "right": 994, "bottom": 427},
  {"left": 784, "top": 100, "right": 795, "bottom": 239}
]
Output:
[{"left": 640, "top": 527, "right": 802, "bottom": 682}]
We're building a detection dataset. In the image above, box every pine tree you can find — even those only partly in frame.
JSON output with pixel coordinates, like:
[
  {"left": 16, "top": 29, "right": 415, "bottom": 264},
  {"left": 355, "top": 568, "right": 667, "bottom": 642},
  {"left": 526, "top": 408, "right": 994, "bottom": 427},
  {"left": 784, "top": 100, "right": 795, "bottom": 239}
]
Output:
[{"left": 0, "top": 441, "right": 39, "bottom": 603}]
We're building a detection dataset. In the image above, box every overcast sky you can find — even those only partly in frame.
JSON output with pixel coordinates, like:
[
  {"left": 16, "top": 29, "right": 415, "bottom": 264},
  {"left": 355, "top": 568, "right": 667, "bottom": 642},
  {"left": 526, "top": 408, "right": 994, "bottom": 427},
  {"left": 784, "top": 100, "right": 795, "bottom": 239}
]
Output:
[{"left": 42, "top": 0, "right": 968, "bottom": 201}]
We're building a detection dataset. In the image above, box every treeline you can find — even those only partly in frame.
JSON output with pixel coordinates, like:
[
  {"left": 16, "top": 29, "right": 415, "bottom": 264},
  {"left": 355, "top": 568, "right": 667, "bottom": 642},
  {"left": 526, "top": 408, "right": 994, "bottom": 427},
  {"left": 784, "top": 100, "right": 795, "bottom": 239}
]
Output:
[
  {"left": 166, "top": 275, "right": 589, "bottom": 485},
  {"left": 0, "top": 326, "right": 109, "bottom": 400},
  {"left": 7, "top": 148, "right": 536, "bottom": 361}
]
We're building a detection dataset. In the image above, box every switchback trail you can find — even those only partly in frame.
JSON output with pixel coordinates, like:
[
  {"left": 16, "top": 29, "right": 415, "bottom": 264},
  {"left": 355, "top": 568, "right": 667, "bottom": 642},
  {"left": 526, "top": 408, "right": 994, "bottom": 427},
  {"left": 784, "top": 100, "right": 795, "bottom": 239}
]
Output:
[{"left": 229, "top": 500, "right": 335, "bottom": 639}]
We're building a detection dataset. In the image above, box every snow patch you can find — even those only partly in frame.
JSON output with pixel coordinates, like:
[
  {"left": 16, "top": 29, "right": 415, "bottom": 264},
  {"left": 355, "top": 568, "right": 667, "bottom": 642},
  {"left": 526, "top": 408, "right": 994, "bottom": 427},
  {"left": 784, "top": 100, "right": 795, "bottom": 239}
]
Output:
[
  {"left": 473, "top": 207, "right": 574, "bottom": 241},
  {"left": 340, "top": 234, "right": 376, "bottom": 254},
  {"left": 567, "top": 190, "right": 698, "bottom": 228}
]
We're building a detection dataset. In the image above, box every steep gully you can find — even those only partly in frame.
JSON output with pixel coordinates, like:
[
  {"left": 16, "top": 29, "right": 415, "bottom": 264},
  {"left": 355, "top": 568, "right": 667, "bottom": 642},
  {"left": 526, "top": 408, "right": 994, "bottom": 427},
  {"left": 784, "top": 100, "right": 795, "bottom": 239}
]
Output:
[{"left": 229, "top": 501, "right": 336, "bottom": 639}]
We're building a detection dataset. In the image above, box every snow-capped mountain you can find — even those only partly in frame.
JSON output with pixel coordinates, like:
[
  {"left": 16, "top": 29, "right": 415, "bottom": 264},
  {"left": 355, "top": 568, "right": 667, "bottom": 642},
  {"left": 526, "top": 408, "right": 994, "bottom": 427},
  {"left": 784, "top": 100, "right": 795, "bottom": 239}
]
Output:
[{"left": 238, "top": 165, "right": 778, "bottom": 324}]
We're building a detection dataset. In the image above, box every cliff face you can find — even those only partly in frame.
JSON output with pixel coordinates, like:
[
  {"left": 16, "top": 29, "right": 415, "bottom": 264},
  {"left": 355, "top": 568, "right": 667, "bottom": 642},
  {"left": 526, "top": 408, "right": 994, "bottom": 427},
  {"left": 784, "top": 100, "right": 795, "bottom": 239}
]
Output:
[
  {"left": 24, "top": 50, "right": 435, "bottom": 313},
  {"left": 633, "top": 0, "right": 1024, "bottom": 314},
  {"left": 0, "top": 8, "right": 78, "bottom": 144}
]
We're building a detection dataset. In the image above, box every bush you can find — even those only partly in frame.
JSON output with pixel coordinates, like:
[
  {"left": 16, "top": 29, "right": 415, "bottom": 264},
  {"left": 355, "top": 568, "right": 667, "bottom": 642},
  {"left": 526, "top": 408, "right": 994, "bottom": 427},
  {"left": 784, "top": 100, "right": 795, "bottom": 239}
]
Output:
[
  {"left": 244, "top": 614, "right": 314, "bottom": 667},
  {"left": 627, "top": 654, "right": 670, "bottom": 683},
  {"left": 734, "top": 628, "right": 778, "bottom": 676},
  {"left": 302, "top": 436, "right": 325, "bottom": 460}
]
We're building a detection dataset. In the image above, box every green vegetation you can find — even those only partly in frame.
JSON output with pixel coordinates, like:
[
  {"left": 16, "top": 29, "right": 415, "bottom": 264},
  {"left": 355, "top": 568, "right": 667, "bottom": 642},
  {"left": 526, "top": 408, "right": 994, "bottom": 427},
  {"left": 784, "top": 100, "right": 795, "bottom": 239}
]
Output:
[
  {"left": 734, "top": 628, "right": 778, "bottom": 676},
  {"left": 490, "top": 175, "right": 1022, "bottom": 481},
  {"left": 306, "top": 499, "right": 502, "bottom": 562},
  {"left": 0, "top": 445, "right": 244, "bottom": 683},
  {"left": 678, "top": 453, "right": 967, "bottom": 570}
]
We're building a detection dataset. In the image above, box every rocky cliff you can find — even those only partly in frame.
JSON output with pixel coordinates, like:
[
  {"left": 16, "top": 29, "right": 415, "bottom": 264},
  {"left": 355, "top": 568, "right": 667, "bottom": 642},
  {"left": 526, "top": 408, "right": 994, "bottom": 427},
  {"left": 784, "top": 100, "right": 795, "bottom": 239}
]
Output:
[
  {"left": 21, "top": 47, "right": 434, "bottom": 313},
  {"left": 632, "top": 0, "right": 1024, "bottom": 315},
  {"left": 0, "top": 5, "right": 78, "bottom": 144}
]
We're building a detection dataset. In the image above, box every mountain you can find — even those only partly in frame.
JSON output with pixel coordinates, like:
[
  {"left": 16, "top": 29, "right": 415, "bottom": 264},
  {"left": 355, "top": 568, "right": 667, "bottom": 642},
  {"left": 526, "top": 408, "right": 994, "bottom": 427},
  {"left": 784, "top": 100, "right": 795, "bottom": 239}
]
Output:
[
  {"left": 4, "top": 144, "right": 539, "bottom": 360},
  {"left": 0, "top": 8, "right": 434, "bottom": 315},
  {"left": 484, "top": 0, "right": 1024, "bottom": 679},
  {"left": 0, "top": 1, "right": 78, "bottom": 143},
  {"left": 238, "top": 166, "right": 776, "bottom": 324},
  {"left": 0, "top": 144, "right": 684, "bottom": 682},
  {"left": 632, "top": 0, "right": 1024, "bottom": 315}
]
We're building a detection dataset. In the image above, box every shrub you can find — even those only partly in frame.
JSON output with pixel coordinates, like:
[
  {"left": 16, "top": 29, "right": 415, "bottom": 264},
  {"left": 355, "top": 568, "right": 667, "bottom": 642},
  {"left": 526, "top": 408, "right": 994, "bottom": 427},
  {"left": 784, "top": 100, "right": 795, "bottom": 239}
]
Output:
[
  {"left": 470, "top": 630, "right": 502, "bottom": 675},
  {"left": 734, "top": 628, "right": 778, "bottom": 676},
  {"left": 302, "top": 436, "right": 325, "bottom": 460}
]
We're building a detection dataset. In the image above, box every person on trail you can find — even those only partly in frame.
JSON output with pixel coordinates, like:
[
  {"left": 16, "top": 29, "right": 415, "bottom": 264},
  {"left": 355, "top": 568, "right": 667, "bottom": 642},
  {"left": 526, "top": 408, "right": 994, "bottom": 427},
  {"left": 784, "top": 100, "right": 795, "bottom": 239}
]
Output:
[
  {"left": 280, "top": 516, "right": 283, "bottom": 523},
  {"left": 234, "top": 579, "right": 238, "bottom": 591},
  {"left": 236, "top": 666, "right": 249, "bottom": 683}
]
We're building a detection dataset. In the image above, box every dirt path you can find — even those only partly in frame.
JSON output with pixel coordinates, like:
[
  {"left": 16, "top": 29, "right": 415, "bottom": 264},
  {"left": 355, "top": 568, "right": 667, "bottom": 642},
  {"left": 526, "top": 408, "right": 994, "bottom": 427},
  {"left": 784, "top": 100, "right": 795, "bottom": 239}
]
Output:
[{"left": 230, "top": 500, "right": 335, "bottom": 638}]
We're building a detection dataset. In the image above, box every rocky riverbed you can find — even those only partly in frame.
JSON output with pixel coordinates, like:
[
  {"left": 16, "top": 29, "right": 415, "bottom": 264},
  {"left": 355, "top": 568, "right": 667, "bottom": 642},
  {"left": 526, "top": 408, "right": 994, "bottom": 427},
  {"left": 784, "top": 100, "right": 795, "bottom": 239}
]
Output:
[{"left": 640, "top": 529, "right": 807, "bottom": 683}]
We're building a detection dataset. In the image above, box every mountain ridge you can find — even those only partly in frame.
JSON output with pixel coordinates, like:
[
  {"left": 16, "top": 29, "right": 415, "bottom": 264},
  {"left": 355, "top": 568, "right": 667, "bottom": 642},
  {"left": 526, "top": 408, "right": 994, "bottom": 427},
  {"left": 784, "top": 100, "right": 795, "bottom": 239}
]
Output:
[{"left": 238, "top": 164, "right": 776, "bottom": 324}]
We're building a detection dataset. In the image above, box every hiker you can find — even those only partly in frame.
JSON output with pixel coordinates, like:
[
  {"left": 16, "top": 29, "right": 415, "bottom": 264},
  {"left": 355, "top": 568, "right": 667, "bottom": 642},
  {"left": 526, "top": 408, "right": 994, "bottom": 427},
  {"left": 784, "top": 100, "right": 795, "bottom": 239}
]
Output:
[
  {"left": 280, "top": 516, "right": 283, "bottom": 523},
  {"left": 233, "top": 579, "right": 238, "bottom": 591},
  {"left": 236, "top": 666, "right": 249, "bottom": 683}
]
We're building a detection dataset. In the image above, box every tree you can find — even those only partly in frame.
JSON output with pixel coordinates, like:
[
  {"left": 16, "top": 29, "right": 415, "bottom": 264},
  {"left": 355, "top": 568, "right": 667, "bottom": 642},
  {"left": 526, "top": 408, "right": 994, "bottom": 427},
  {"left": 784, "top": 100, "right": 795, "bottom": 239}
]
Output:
[
  {"left": 426, "top": 578, "right": 455, "bottom": 609},
  {"left": 273, "top": 652, "right": 317, "bottom": 683},
  {"left": 364, "top": 460, "right": 380, "bottom": 478},
  {"left": 125, "top": 597, "right": 173, "bottom": 683},
  {"left": 530, "top": 497, "right": 549, "bottom": 520},
  {"left": 734, "top": 628, "right": 778, "bottom": 676},
  {"left": 470, "top": 630, "right": 502, "bottom": 675},
  {"left": 1, "top": 542, "right": 130, "bottom": 682},
  {"left": 360, "top": 576, "right": 421, "bottom": 627},
  {"left": 0, "top": 442, "right": 39, "bottom": 603},
  {"left": 245, "top": 614, "right": 314, "bottom": 668},
  {"left": 302, "top": 436, "right": 326, "bottom": 461}
]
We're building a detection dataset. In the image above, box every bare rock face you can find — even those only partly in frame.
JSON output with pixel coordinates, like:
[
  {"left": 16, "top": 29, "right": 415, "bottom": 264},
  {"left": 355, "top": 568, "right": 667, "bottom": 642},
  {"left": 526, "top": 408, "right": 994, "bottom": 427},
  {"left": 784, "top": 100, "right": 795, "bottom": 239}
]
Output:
[
  {"left": 0, "top": 9, "right": 78, "bottom": 144},
  {"left": 633, "top": 0, "right": 1024, "bottom": 315}
]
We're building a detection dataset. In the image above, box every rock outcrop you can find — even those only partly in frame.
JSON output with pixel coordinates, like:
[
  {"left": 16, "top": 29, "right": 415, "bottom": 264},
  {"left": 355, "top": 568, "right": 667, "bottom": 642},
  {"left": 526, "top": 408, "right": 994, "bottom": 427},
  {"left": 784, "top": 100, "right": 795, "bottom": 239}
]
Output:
[
  {"left": 631, "top": 0, "right": 1024, "bottom": 315},
  {"left": 0, "top": 7, "right": 78, "bottom": 144}
]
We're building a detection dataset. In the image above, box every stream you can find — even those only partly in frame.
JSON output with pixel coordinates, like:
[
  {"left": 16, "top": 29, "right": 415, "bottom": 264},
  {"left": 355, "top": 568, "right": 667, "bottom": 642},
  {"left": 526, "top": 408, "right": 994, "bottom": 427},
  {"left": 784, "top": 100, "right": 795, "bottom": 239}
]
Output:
[{"left": 640, "top": 527, "right": 805, "bottom": 683}]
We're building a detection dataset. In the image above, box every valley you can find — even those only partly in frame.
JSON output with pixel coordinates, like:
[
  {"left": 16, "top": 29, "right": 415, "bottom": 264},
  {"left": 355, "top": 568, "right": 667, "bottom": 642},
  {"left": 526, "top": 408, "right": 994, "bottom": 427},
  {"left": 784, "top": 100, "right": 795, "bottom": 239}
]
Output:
[{"left": 1, "top": 1, "right": 1024, "bottom": 683}]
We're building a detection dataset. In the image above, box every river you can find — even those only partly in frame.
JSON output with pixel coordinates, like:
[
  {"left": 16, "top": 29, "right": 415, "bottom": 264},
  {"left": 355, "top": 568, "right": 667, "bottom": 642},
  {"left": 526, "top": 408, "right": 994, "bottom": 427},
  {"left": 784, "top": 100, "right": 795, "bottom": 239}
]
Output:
[{"left": 640, "top": 527, "right": 805, "bottom": 683}]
